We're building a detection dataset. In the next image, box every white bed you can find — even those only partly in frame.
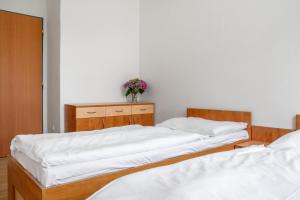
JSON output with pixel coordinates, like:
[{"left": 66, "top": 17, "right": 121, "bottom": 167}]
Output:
[
  {"left": 88, "top": 131, "right": 300, "bottom": 200},
  {"left": 10, "top": 118, "right": 249, "bottom": 188}
]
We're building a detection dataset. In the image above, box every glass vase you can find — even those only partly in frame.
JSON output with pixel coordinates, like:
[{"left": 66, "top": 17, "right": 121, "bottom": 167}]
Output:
[{"left": 131, "top": 94, "right": 138, "bottom": 103}]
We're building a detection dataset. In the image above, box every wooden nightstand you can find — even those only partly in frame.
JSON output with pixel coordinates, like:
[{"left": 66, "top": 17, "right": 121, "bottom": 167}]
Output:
[{"left": 234, "top": 140, "right": 270, "bottom": 149}]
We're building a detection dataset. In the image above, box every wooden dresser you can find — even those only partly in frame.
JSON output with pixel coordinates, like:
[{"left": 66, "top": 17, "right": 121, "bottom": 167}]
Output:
[{"left": 65, "top": 102, "right": 155, "bottom": 132}]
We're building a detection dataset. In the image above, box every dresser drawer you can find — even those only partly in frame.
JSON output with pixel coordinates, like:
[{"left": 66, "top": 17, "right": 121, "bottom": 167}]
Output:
[
  {"left": 76, "top": 107, "right": 106, "bottom": 118},
  {"left": 106, "top": 106, "right": 132, "bottom": 116},
  {"left": 132, "top": 105, "right": 154, "bottom": 115}
]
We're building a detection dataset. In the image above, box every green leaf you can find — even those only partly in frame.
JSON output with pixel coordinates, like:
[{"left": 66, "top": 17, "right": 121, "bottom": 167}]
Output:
[
  {"left": 139, "top": 89, "right": 144, "bottom": 94},
  {"left": 125, "top": 89, "right": 132, "bottom": 96}
]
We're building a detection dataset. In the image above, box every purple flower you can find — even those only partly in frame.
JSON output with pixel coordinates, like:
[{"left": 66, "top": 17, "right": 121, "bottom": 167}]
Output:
[{"left": 123, "top": 82, "right": 129, "bottom": 88}]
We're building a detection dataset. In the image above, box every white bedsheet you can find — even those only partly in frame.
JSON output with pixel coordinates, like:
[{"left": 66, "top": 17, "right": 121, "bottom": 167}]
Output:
[
  {"left": 11, "top": 125, "right": 204, "bottom": 167},
  {"left": 12, "top": 129, "right": 248, "bottom": 187},
  {"left": 88, "top": 146, "right": 300, "bottom": 200}
]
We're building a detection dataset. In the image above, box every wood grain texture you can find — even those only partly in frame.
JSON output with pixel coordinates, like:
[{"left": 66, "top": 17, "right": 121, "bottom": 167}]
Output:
[
  {"left": 8, "top": 157, "right": 43, "bottom": 200},
  {"left": 15, "top": 190, "right": 24, "bottom": 200},
  {"left": 103, "top": 116, "right": 131, "bottom": 128},
  {"left": 296, "top": 115, "right": 300, "bottom": 130},
  {"left": 64, "top": 105, "right": 76, "bottom": 132},
  {"left": 76, "top": 118, "right": 104, "bottom": 131},
  {"left": 105, "top": 106, "right": 132, "bottom": 117},
  {"left": 65, "top": 103, "right": 155, "bottom": 132},
  {"left": 8, "top": 140, "right": 246, "bottom": 200},
  {"left": 0, "top": 11, "right": 43, "bottom": 157},
  {"left": 0, "top": 158, "right": 7, "bottom": 200},
  {"left": 187, "top": 108, "right": 252, "bottom": 134},
  {"left": 251, "top": 126, "right": 294, "bottom": 143},
  {"left": 132, "top": 105, "right": 154, "bottom": 115},
  {"left": 76, "top": 107, "right": 105, "bottom": 118},
  {"left": 132, "top": 114, "right": 154, "bottom": 126},
  {"left": 234, "top": 140, "right": 270, "bottom": 149}
]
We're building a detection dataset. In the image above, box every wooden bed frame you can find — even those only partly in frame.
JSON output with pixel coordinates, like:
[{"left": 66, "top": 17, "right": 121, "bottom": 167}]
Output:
[
  {"left": 8, "top": 108, "right": 252, "bottom": 200},
  {"left": 251, "top": 125, "right": 294, "bottom": 142},
  {"left": 296, "top": 115, "right": 300, "bottom": 130}
]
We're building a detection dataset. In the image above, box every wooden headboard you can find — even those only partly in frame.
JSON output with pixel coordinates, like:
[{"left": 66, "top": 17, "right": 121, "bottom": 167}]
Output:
[
  {"left": 187, "top": 108, "right": 252, "bottom": 134},
  {"left": 251, "top": 126, "right": 294, "bottom": 143},
  {"left": 296, "top": 115, "right": 300, "bottom": 130}
]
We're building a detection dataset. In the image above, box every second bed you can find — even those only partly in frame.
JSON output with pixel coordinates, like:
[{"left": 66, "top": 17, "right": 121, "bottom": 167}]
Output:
[{"left": 8, "top": 108, "right": 251, "bottom": 200}]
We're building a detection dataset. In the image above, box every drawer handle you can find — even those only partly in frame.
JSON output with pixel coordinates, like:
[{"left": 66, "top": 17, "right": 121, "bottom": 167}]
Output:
[
  {"left": 115, "top": 110, "right": 123, "bottom": 113},
  {"left": 140, "top": 108, "right": 147, "bottom": 111},
  {"left": 87, "top": 112, "right": 97, "bottom": 114}
]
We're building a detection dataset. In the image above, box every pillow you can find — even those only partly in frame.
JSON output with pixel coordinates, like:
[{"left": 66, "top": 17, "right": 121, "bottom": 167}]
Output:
[
  {"left": 268, "top": 130, "right": 300, "bottom": 149},
  {"left": 156, "top": 117, "right": 247, "bottom": 136}
]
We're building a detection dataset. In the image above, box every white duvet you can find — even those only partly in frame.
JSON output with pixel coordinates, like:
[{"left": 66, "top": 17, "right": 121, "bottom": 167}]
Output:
[
  {"left": 88, "top": 145, "right": 300, "bottom": 200},
  {"left": 11, "top": 125, "right": 206, "bottom": 167}
]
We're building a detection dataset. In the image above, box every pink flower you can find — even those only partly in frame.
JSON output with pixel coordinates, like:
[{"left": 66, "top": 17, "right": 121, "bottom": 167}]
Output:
[{"left": 139, "top": 80, "right": 148, "bottom": 91}]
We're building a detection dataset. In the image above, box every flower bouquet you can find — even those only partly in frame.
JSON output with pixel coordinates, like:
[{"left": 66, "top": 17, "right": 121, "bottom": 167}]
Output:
[{"left": 124, "top": 78, "right": 148, "bottom": 103}]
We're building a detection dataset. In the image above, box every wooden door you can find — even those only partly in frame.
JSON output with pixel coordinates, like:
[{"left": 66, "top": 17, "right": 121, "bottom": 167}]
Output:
[{"left": 0, "top": 11, "right": 43, "bottom": 157}]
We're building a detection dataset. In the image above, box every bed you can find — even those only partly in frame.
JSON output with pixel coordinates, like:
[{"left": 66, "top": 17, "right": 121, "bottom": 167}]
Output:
[
  {"left": 8, "top": 108, "right": 251, "bottom": 200},
  {"left": 88, "top": 129, "right": 300, "bottom": 200}
]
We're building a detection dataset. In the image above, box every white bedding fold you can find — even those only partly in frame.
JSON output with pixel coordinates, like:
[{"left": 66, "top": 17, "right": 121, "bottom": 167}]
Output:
[
  {"left": 88, "top": 146, "right": 300, "bottom": 200},
  {"left": 11, "top": 125, "right": 207, "bottom": 167},
  {"left": 13, "top": 130, "right": 248, "bottom": 187}
]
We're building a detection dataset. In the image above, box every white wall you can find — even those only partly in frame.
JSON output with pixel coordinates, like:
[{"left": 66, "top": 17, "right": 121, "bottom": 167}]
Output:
[
  {"left": 140, "top": 0, "right": 300, "bottom": 129},
  {"left": 0, "top": 0, "right": 48, "bottom": 131},
  {"left": 59, "top": 0, "right": 140, "bottom": 131},
  {"left": 47, "top": 0, "right": 60, "bottom": 132},
  {"left": 4, "top": 0, "right": 299, "bottom": 130},
  {"left": 0, "top": 0, "right": 46, "bottom": 17}
]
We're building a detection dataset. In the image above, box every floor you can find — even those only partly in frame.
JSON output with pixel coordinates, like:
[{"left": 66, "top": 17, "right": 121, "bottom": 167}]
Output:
[{"left": 0, "top": 158, "right": 7, "bottom": 200}]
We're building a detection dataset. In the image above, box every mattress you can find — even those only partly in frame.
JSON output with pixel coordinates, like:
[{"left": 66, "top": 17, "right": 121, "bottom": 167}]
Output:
[{"left": 13, "top": 130, "right": 248, "bottom": 187}]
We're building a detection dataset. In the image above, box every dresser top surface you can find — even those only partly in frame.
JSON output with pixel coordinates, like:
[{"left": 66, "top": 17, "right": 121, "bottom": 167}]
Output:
[{"left": 66, "top": 102, "right": 154, "bottom": 107}]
